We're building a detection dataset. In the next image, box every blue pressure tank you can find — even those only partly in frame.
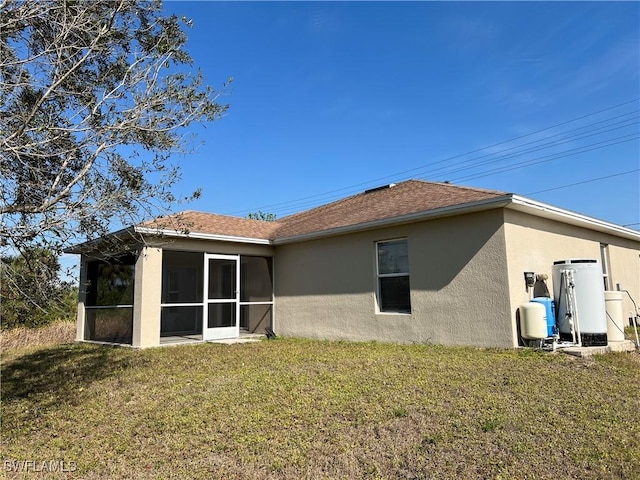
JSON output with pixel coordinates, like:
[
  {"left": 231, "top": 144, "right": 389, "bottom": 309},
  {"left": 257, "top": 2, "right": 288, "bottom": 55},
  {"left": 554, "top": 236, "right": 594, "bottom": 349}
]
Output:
[{"left": 532, "top": 297, "right": 556, "bottom": 337}]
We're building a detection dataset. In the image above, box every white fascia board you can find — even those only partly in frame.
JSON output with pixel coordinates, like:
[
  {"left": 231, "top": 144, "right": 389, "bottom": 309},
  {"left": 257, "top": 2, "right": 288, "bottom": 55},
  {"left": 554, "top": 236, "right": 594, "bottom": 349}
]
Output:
[
  {"left": 272, "top": 195, "right": 514, "bottom": 245},
  {"left": 509, "top": 195, "right": 640, "bottom": 241},
  {"left": 134, "top": 226, "right": 272, "bottom": 245}
]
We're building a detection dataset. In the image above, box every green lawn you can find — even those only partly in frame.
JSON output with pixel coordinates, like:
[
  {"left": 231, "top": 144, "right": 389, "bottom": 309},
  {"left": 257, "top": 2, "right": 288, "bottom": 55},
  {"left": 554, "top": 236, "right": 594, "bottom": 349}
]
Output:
[{"left": 2, "top": 339, "right": 639, "bottom": 479}]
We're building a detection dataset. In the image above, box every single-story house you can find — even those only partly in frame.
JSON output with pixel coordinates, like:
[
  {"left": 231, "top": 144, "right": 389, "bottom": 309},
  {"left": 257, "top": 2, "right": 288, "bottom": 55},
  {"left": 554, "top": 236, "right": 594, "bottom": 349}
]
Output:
[{"left": 65, "top": 180, "right": 640, "bottom": 349}]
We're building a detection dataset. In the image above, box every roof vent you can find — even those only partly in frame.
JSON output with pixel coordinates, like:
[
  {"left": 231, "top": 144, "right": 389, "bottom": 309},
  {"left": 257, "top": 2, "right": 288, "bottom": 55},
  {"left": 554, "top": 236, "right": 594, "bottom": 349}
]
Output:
[{"left": 364, "top": 183, "right": 397, "bottom": 194}]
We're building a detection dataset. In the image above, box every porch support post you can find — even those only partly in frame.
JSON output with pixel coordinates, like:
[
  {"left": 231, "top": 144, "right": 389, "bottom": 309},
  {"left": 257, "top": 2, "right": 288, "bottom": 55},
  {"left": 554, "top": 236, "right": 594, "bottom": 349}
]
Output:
[
  {"left": 132, "top": 246, "right": 163, "bottom": 348},
  {"left": 76, "top": 254, "right": 87, "bottom": 341}
]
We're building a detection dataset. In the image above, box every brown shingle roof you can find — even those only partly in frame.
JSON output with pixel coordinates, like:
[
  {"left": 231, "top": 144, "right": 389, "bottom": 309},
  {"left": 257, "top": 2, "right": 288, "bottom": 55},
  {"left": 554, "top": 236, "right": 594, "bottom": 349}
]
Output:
[
  {"left": 141, "top": 211, "right": 280, "bottom": 240},
  {"left": 273, "top": 180, "right": 507, "bottom": 239},
  {"left": 140, "top": 180, "right": 508, "bottom": 242}
]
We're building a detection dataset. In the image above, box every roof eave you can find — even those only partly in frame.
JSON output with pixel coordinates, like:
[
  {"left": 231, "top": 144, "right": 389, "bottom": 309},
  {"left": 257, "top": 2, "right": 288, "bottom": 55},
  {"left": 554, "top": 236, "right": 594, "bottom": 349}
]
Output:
[
  {"left": 272, "top": 195, "right": 514, "bottom": 245},
  {"left": 64, "top": 193, "right": 639, "bottom": 253},
  {"left": 64, "top": 225, "right": 273, "bottom": 254},
  {"left": 62, "top": 226, "right": 138, "bottom": 254},
  {"left": 134, "top": 226, "right": 272, "bottom": 245},
  {"left": 508, "top": 195, "right": 640, "bottom": 241}
]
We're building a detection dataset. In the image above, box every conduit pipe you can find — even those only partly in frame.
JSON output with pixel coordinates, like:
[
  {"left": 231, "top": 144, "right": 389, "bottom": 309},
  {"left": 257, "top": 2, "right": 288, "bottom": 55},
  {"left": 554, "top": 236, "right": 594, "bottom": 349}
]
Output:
[{"left": 618, "top": 285, "right": 640, "bottom": 348}]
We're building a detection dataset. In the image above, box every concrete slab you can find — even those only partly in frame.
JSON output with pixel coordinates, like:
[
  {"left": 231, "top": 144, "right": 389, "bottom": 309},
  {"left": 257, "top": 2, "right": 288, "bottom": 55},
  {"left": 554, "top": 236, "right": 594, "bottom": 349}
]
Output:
[
  {"left": 561, "top": 346, "right": 608, "bottom": 358},
  {"left": 608, "top": 340, "right": 637, "bottom": 353},
  {"left": 560, "top": 340, "right": 636, "bottom": 358},
  {"left": 208, "top": 337, "right": 263, "bottom": 345},
  {"left": 207, "top": 334, "right": 266, "bottom": 345}
]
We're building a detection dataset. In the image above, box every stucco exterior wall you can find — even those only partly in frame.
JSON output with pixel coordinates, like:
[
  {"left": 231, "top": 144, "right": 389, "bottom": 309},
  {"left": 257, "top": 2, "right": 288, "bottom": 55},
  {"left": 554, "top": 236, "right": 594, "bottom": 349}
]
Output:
[
  {"left": 607, "top": 244, "right": 640, "bottom": 324},
  {"left": 503, "top": 209, "right": 640, "bottom": 343},
  {"left": 274, "top": 209, "right": 513, "bottom": 347},
  {"left": 132, "top": 246, "right": 163, "bottom": 348}
]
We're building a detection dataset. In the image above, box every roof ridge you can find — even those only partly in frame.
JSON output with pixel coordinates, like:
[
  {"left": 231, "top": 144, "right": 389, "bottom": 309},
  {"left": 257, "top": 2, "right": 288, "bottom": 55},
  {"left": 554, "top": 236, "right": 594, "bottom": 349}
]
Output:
[
  {"left": 277, "top": 179, "right": 505, "bottom": 222},
  {"left": 154, "top": 210, "right": 282, "bottom": 223},
  {"left": 408, "top": 179, "right": 507, "bottom": 196},
  {"left": 277, "top": 179, "right": 421, "bottom": 219},
  {"left": 277, "top": 189, "right": 364, "bottom": 222}
]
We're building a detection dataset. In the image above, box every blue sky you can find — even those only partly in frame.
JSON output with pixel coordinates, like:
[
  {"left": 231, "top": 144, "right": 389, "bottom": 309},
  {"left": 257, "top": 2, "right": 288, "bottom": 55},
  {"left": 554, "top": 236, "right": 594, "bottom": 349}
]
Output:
[{"left": 164, "top": 1, "right": 639, "bottom": 227}]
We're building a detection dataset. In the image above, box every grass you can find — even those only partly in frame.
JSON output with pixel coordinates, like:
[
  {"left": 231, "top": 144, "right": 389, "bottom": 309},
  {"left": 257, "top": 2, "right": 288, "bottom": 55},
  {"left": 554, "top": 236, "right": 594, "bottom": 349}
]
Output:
[
  {"left": 1, "top": 338, "right": 639, "bottom": 479},
  {"left": 0, "top": 319, "right": 76, "bottom": 351}
]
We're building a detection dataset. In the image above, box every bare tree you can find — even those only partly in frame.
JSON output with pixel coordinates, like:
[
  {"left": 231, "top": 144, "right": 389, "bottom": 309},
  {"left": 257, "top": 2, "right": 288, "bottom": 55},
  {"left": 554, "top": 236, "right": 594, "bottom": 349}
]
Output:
[{"left": 0, "top": 0, "right": 230, "bottom": 256}]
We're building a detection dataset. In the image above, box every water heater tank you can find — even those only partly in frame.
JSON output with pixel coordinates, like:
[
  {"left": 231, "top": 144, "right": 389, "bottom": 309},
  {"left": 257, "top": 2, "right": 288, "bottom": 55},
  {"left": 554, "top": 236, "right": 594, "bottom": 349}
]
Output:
[
  {"left": 552, "top": 259, "right": 607, "bottom": 346},
  {"left": 604, "top": 291, "right": 625, "bottom": 342},
  {"left": 519, "top": 302, "right": 547, "bottom": 340}
]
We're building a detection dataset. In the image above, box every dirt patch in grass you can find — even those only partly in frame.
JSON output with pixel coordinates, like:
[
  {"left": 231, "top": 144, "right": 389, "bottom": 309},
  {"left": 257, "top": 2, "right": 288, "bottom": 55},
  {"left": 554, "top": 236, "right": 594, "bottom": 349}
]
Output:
[
  {"left": 1, "top": 319, "right": 76, "bottom": 353},
  {"left": 1, "top": 339, "right": 639, "bottom": 479}
]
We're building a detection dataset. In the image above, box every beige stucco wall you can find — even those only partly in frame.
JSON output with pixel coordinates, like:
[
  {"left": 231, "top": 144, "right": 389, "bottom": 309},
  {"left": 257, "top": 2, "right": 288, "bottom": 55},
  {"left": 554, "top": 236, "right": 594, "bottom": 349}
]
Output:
[
  {"left": 274, "top": 209, "right": 514, "bottom": 348},
  {"left": 607, "top": 244, "right": 640, "bottom": 323},
  {"left": 503, "top": 209, "right": 640, "bottom": 344},
  {"left": 132, "top": 246, "right": 163, "bottom": 348}
]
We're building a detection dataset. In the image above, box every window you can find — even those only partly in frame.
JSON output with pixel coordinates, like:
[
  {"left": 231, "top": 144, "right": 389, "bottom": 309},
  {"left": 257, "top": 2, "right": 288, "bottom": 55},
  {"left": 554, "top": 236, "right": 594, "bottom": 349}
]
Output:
[
  {"left": 376, "top": 239, "right": 411, "bottom": 313},
  {"left": 600, "top": 243, "right": 612, "bottom": 291}
]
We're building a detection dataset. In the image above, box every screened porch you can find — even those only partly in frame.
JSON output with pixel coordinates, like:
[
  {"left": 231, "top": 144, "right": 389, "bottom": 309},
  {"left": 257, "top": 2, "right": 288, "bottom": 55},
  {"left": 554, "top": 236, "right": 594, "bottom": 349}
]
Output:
[{"left": 159, "top": 251, "right": 273, "bottom": 344}]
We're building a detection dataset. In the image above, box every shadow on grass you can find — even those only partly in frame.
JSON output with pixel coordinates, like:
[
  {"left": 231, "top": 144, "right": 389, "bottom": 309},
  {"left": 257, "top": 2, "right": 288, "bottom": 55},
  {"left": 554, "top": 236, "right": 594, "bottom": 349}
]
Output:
[{"left": 1, "top": 344, "right": 136, "bottom": 410}]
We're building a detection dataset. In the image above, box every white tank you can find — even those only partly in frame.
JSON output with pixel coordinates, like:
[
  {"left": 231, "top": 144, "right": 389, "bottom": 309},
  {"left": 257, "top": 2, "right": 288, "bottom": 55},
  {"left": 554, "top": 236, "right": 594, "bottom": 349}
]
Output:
[
  {"left": 519, "top": 302, "right": 547, "bottom": 340},
  {"left": 605, "top": 291, "right": 625, "bottom": 342},
  {"left": 552, "top": 259, "right": 607, "bottom": 346}
]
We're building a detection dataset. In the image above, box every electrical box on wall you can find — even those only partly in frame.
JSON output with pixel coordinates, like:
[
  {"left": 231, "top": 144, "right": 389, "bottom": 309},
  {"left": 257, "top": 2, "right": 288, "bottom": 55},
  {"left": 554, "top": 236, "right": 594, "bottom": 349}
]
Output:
[{"left": 524, "top": 272, "right": 535, "bottom": 289}]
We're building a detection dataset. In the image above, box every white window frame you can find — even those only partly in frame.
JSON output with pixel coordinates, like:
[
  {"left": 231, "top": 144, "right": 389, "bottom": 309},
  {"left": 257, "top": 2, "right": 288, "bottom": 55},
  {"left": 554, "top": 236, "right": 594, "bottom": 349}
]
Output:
[
  {"left": 600, "top": 243, "right": 612, "bottom": 291},
  {"left": 375, "top": 238, "right": 411, "bottom": 314}
]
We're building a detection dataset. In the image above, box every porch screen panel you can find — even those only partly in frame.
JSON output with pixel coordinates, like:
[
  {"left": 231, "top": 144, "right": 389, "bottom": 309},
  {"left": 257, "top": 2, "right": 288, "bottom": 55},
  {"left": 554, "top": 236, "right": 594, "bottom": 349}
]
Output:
[
  {"left": 160, "top": 306, "right": 203, "bottom": 336},
  {"left": 208, "top": 259, "right": 236, "bottom": 299},
  {"left": 239, "top": 256, "right": 273, "bottom": 333},
  {"left": 85, "top": 308, "right": 133, "bottom": 344},
  {"left": 240, "top": 304, "right": 272, "bottom": 334},
  {"left": 240, "top": 257, "right": 273, "bottom": 302},
  {"left": 84, "top": 254, "right": 135, "bottom": 344},
  {"left": 207, "top": 303, "right": 236, "bottom": 328},
  {"left": 162, "top": 251, "right": 203, "bottom": 303},
  {"left": 161, "top": 251, "right": 204, "bottom": 337},
  {"left": 86, "top": 255, "right": 135, "bottom": 306}
]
